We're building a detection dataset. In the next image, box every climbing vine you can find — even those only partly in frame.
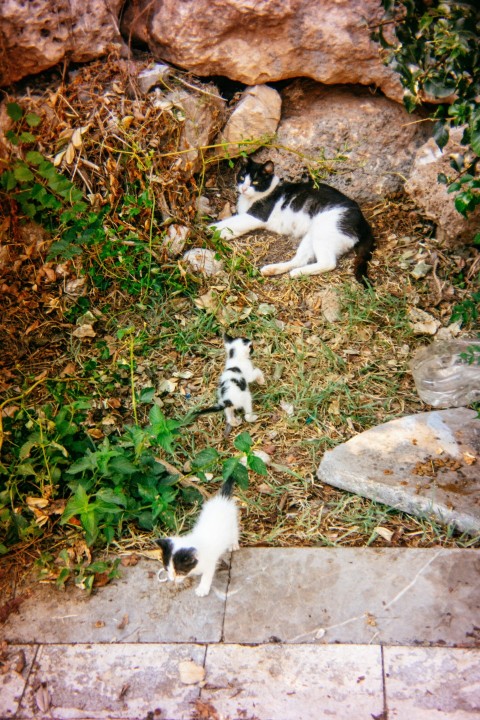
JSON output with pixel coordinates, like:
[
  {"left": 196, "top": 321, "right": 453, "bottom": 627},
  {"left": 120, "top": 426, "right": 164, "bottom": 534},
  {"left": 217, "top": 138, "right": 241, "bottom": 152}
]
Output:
[{"left": 373, "top": 0, "right": 480, "bottom": 221}]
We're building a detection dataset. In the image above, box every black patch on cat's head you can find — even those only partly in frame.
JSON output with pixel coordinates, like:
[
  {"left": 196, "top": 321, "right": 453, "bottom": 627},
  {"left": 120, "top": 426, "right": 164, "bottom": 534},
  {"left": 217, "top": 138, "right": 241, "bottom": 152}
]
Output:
[
  {"left": 229, "top": 348, "right": 235, "bottom": 359},
  {"left": 155, "top": 537, "right": 173, "bottom": 568},
  {"left": 173, "top": 547, "right": 198, "bottom": 576}
]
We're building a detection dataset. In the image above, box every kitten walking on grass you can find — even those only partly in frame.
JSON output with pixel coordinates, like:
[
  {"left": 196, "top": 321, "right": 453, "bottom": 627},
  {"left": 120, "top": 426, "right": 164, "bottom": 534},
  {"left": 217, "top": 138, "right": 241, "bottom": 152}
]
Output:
[{"left": 195, "top": 333, "right": 265, "bottom": 435}]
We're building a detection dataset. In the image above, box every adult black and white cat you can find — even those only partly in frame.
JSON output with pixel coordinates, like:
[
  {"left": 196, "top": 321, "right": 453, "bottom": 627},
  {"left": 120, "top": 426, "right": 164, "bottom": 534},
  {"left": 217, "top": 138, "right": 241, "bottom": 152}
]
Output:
[
  {"left": 156, "top": 477, "right": 239, "bottom": 597},
  {"left": 209, "top": 157, "right": 375, "bottom": 285},
  {"left": 195, "top": 333, "right": 264, "bottom": 433}
]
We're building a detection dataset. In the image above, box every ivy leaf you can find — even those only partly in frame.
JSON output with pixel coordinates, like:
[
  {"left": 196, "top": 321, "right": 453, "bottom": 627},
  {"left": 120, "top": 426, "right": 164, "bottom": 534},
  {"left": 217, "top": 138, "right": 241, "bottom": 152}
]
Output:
[
  {"left": 6, "top": 102, "right": 23, "bottom": 122},
  {"left": 234, "top": 432, "right": 253, "bottom": 453},
  {"left": 191, "top": 447, "right": 220, "bottom": 471},
  {"left": 13, "top": 164, "right": 34, "bottom": 182},
  {"left": 247, "top": 454, "right": 268, "bottom": 476},
  {"left": 25, "top": 112, "right": 42, "bottom": 127},
  {"left": 433, "top": 122, "right": 449, "bottom": 150}
]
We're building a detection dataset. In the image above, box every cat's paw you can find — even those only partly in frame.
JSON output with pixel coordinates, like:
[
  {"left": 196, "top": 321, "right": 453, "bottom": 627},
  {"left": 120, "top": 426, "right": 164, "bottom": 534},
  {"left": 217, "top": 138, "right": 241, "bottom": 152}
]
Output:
[
  {"left": 229, "top": 542, "right": 240, "bottom": 552},
  {"left": 289, "top": 267, "right": 307, "bottom": 277},
  {"left": 255, "top": 371, "right": 265, "bottom": 385},
  {"left": 244, "top": 413, "right": 258, "bottom": 423},
  {"left": 195, "top": 584, "right": 210, "bottom": 597},
  {"left": 260, "top": 264, "right": 277, "bottom": 277}
]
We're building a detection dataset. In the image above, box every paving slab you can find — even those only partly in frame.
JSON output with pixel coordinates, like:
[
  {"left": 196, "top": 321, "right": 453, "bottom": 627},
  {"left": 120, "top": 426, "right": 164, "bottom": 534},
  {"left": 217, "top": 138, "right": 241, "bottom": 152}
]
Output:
[
  {"left": 15, "top": 643, "right": 205, "bottom": 720},
  {"left": 317, "top": 408, "right": 480, "bottom": 534},
  {"left": 0, "top": 645, "right": 37, "bottom": 719},
  {"left": 223, "top": 548, "right": 480, "bottom": 646},
  {"left": 384, "top": 646, "right": 480, "bottom": 719},
  {"left": 202, "top": 643, "right": 384, "bottom": 720},
  {"left": 2, "top": 558, "right": 228, "bottom": 644}
]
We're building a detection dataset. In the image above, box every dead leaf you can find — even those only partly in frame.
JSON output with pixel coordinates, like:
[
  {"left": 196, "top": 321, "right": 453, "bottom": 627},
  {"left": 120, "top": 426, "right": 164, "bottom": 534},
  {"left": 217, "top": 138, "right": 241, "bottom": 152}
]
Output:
[
  {"left": 120, "top": 554, "right": 139, "bottom": 567},
  {"left": 463, "top": 452, "right": 476, "bottom": 466},
  {"left": 65, "top": 143, "right": 75, "bottom": 165},
  {"left": 60, "top": 362, "right": 77, "bottom": 377},
  {"left": 321, "top": 289, "right": 342, "bottom": 323},
  {"left": 94, "top": 620, "right": 105, "bottom": 628},
  {"left": 179, "top": 659, "right": 205, "bottom": 685},
  {"left": 72, "top": 324, "right": 96, "bottom": 339},
  {"left": 35, "top": 683, "right": 51, "bottom": 712},
  {"left": 374, "top": 526, "right": 394, "bottom": 543},
  {"left": 194, "top": 289, "right": 217, "bottom": 312},
  {"left": 71, "top": 128, "right": 83, "bottom": 148},
  {"left": 117, "top": 614, "right": 129, "bottom": 630}
]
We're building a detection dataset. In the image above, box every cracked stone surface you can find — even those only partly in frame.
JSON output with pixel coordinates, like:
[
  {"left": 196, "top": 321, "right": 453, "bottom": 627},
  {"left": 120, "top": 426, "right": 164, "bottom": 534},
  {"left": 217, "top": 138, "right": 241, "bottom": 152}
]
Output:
[
  {"left": 384, "top": 646, "right": 480, "bottom": 719},
  {"left": 2, "top": 558, "right": 228, "bottom": 644},
  {"left": 317, "top": 408, "right": 480, "bottom": 534},
  {"left": 222, "top": 548, "right": 480, "bottom": 646},
  {"left": 202, "top": 644, "right": 384, "bottom": 720}
]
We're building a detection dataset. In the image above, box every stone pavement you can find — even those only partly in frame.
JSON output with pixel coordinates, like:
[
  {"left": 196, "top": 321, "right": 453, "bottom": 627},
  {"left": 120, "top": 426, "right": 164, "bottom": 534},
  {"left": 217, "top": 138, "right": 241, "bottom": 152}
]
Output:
[{"left": 1, "top": 548, "right": 479, "bottom": 719}]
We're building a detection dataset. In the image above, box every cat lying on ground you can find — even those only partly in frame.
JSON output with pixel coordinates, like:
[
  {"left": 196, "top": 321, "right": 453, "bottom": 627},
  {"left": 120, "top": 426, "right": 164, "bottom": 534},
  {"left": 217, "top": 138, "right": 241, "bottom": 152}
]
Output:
[
  {"left": 209, "top": 157, "right": 375, "bottom": 285},
  {"left": 195, "top": 333, "right": 265, "bottom": 435},
  {"left": 156, "top": 476, "right": 239, "bottom": 597}
]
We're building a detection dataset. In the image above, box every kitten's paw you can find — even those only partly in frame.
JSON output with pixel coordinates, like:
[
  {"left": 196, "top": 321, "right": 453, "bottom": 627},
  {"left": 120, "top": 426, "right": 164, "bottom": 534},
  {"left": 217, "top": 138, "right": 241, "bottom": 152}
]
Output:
[
  {"left": 195, "top": 584, "right": 210, "bottom": 597},
  {"left": 245, "top": 413, "right": 258, "bottom": 423},
  {"left": 230, "top": 542, "right": 240, "bottom": 552},
  {"left": 256, "top": 371, "right": 265, "bottom": 385}
]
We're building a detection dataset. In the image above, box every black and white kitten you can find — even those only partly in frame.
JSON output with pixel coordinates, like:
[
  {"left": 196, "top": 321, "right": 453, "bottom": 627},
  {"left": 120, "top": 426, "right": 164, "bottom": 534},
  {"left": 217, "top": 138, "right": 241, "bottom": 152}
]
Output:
[
  {"left": 196, "top": 333, "right": 265, "bottom": 432},
  {"left": 209, "top": 157, "right": 375, "bottom": 285},
  {"left": 156, "top": 477, "right": 239, "bottom": 597}
]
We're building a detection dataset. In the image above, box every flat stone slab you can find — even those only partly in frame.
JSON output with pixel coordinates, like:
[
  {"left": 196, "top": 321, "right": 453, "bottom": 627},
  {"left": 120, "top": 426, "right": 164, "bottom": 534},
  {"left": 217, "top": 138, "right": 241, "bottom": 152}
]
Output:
[
  {"left": 317, "top": 408, "right": 480, "bottom": 534},
  {"left": 384, "top": 646, "right": 480, "bottom": 719},
  {"left": 202, "top": 644, "right": 384, "bottom": 720},
  {"left": 223, "top": 548, "right": 480, "bottom": 646},
  {"left": 11, "top": 644, "right": 205, "bottom": 719},
  {"left": 2, "top": 558, "right": 228, "bottom": 644},
  {"left": 0, "top": 645, "right": 37, "bottom": 719}
]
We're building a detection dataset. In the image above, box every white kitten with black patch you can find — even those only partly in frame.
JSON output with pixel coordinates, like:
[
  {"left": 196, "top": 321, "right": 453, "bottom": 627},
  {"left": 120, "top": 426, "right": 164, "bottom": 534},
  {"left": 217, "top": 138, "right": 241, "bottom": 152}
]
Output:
[
  {"left": 209, "top": 157, "right": 375, "bottom": 285},
  {"left": 196, "top": 333, "right": 265, "bottom": 432},
  {"left": 156, "top": 477, "right": 239, "bottom": 597}
]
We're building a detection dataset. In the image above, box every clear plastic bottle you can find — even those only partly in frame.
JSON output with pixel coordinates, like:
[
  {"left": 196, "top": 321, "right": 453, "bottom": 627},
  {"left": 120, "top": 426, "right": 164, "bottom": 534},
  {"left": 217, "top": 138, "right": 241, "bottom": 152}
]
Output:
[{"left": 410, "top": 338, "right": 480, "bottom": 408}]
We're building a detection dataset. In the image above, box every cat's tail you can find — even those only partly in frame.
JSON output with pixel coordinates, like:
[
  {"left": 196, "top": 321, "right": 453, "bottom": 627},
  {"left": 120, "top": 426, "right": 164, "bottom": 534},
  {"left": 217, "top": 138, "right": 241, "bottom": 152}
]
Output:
[{"left": 354, "top": 219, "right": 375, "bottom": 287}]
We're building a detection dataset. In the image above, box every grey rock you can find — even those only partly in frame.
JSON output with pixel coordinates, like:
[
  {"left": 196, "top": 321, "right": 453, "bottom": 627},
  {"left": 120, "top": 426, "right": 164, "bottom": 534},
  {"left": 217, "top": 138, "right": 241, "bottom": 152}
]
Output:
[
  {"left": 137, "top": 62, "right": 171, "bottom": 93},
  {"left": 317, "top": 408, "right": 480, "bottom": 534},
  {"left": 255, "top": 82, "right": 432, "bottom": 204},
  {"left": 183, "top": 248, "right": 224, "bottom": 276},
  {"left": 214, "top": 84, "right": 282, "bottom": 158},
  {"left": 405, "top": 127, "right": 480, "bottom": 245}
]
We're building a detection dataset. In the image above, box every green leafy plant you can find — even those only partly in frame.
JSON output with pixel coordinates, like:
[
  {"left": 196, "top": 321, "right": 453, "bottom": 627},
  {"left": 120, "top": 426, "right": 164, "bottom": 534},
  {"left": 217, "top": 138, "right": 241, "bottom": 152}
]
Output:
[
  {"left": 1, "top": 102, "right": 88, "bottom": 225},
  {"left": 374, "top": 1, "right": 480, "bottom": 216}
]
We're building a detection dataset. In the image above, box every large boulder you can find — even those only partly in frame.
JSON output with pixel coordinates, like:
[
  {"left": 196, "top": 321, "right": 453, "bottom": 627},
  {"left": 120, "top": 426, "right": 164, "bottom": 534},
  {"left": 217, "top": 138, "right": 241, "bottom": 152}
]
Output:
[
  {"left": 0, "top": 0, "right": 124, "bottom": 86},
  {"left": 404, "top": 127, "right": 480, "bottom": 245},
  {"left": 255, "top": 81, "right": 432, "bottom": 204},
  {"left": 122, "top": 0, "right": 404, "bottom": 102}
]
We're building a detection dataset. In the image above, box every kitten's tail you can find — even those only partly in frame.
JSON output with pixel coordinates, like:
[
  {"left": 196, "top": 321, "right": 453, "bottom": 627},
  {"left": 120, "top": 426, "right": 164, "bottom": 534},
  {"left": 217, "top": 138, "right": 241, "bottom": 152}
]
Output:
[
  {"left": 193, "top": 404, "right": 225, "bottom": 416},
  {"left": 354, "top": 220, "right": 375, "bottom": 287},
  {"left": 220, "top": 476, "right": 236, "bottom": 498}
]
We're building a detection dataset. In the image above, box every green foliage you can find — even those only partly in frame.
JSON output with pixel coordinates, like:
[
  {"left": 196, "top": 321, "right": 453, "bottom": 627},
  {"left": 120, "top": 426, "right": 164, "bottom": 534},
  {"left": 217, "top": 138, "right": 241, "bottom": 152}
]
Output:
[
  {"left": 1, "top": 395, "right": 263, "bottom": 550},
  {"left": 375, "top": 1, "right": 480, "bottom": 217},
  {"left": 2, "top": 102, "right": 88, "bottom": 226}
]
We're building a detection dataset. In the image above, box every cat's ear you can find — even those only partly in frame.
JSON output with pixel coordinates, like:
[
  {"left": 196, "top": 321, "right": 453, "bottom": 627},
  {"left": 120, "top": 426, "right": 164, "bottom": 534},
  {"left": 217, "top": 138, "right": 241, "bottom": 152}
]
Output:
[
  {"left": 155, "top": 537, "right": 173, "bottom": 566},
  {"left": 263, "top": 161, "right": 275, "bottom": 175},
  {"left": 223, "top": 332, "right": 234, "bottom": 344}
]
